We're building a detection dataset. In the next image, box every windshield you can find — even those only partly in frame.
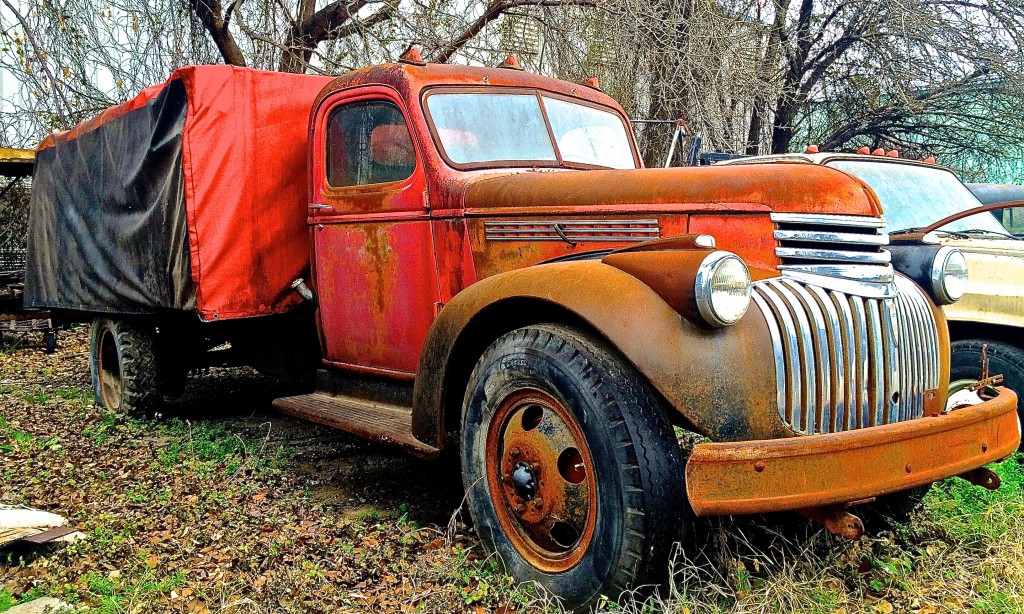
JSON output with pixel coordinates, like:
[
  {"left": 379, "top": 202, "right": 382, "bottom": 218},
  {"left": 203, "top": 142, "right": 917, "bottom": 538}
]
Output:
[
  {"left": 425, "top": 91, "right": 637, "bottom": 170},
  {"left": 826, "top": 160, "right": 1009, "bottom": 236}
]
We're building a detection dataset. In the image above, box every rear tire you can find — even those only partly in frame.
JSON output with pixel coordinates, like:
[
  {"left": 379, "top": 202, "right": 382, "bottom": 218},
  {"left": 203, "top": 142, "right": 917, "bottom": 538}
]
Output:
[
  {"left": 461, "top": 324, "right": 689, "bottom": 609},
  {"left": 90, "top": 318, "right": 162, "bottom": 417}
]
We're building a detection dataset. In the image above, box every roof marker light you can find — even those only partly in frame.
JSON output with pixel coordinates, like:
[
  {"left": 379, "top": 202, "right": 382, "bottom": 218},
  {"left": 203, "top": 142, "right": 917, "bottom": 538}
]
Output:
[
  {"left": 886, "top": 149, "right": 900, "bottom": 157},
  {"left": 398, "top": 45, "right": 426, "bottom": 66},
  {"left": 923, "top": 156, "right": 937, "bottom": 164},
  {"left": 804, "top": 144, "right": 819, "bottom": 153},
  {"left": 497, "top": 55, "right": 523, "bottom": 70},
  {"left": 857, "top": 146, "right": 871, "bottom": 154},
  {"left": 872, "top": 148, "right": 885, "bottom": 156}
]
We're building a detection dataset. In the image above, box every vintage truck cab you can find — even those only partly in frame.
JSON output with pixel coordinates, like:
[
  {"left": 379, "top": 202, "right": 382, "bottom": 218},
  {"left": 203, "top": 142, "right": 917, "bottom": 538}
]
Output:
[{"left": 25, "top": 58, "right": 1020, "bottom": 608}]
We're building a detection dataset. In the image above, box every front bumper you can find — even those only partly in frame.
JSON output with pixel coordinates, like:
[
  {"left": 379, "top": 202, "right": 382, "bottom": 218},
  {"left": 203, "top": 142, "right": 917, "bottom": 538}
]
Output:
[{"left": 686, "top": 388, "right": 1020, "bottom": 516}]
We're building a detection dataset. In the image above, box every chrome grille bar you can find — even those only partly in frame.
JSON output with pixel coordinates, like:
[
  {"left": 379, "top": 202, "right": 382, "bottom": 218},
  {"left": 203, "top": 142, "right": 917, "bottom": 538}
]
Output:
[
  {"left": 754, "top": 275, "right": 940, "bottom": 435},
  {"left": 771, "top": 212, "right": 894, "bottom": 297}
]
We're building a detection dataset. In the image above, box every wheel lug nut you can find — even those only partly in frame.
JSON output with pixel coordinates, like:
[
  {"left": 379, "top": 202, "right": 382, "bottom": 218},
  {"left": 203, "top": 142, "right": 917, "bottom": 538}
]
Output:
[{"left": 509, "top": 447, "right": 521, "bottom": 458}]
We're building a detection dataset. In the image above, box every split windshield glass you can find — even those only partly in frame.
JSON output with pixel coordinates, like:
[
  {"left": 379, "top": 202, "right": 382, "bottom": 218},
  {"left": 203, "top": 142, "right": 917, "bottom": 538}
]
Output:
[
  {"left": 826, "top": 159, "right": 1008, "bottom": 235},
  {"left": 425, "top": 91, "right": 637, "bottom": 170}
]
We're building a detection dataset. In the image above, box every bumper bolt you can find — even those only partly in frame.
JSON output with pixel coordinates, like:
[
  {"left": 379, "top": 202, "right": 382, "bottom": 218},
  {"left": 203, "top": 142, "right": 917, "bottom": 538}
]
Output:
[
  {"left": 905, "top": 463, "right": 912, "bottom": 473},
  {"left": 753, "top": 461, "right": 765, "bottom": 473}
]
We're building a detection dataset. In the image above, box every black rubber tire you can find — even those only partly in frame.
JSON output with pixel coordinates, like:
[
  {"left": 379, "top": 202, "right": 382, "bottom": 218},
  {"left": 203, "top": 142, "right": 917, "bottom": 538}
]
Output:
[
  {"left": 951, "top": 338, "right": 1024, "bottom": 448},
  {"left": 89, "top": 318, "right": 162, "bottom": 417},
  {"left": 461, "top": 324, "right": 689, "bottom": 609}
]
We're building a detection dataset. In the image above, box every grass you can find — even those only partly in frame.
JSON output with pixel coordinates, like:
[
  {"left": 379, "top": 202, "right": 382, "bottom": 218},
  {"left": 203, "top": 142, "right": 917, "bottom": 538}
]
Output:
[{"left": 5, "top": 329, "right": 1024, "bottom": 613}]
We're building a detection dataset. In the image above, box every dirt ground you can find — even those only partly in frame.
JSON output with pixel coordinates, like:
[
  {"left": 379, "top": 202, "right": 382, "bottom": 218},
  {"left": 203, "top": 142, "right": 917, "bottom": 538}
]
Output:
[{"left": 3, "top": 327, "right": 1024, "bottom": 613}]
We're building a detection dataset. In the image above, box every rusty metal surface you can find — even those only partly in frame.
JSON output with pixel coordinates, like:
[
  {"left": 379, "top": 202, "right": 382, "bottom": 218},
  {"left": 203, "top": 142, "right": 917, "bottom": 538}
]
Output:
[
  {"left": 958, "top": 466, "right": 1001, "bottom": 490},
  {"left": 685, "top": 387, "right": 1019, "bottom": 516},
  {"left": 411, "top": 258, "right": 786, "bottom": 448},
  {"left": 462, "top": 164, "right": 881, "bottom": 217},
  {"left": 0, "top": 147, "right": 34, "bottom": 177},
  {"left": 272, "top": 392, "right": 438, "bottom": 458},
  {"left": 485, "top": 388, "right": 597, "bottom": 572},
  {"left": 799, "top": 507, "right": 865, "bottom": 540}
]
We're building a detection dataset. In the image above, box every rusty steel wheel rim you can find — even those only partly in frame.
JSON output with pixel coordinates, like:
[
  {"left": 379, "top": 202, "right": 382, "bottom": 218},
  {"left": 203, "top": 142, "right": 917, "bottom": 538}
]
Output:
[
  {"left": 485, "top": 389, "right": 598, "bottom": 573},
  {"left": 97, "top": 328, "right": 122, "bottom": 411}
]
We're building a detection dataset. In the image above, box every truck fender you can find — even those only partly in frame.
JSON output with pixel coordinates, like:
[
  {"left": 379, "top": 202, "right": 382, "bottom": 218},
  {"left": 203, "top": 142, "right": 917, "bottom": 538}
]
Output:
[{"left": 411, "top": 258, "right": 788, "bottom": 449}]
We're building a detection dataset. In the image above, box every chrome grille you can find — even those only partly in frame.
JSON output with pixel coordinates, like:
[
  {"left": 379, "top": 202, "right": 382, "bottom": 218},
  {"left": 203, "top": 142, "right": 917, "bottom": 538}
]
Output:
[
  {"left": 771, "top": 213, "right": 894, "bottom": 296},
  {"left": 753, "top": 275, "right": 940, "bottom": 434}
]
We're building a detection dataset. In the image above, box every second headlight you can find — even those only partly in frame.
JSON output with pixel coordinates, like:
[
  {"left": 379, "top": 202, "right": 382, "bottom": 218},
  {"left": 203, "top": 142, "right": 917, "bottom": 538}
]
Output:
[
  {"left": 931, "top": 246, "right": 968, "bottom": 305},
  {"left": 695, "top": 251, "right": 752, "bottom": 327}
]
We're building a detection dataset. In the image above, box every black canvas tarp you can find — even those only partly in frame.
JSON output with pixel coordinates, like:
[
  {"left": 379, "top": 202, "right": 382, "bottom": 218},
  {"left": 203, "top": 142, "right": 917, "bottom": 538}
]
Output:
[{"left": 25, "top": 78, "right": 194, "bottom": 314}]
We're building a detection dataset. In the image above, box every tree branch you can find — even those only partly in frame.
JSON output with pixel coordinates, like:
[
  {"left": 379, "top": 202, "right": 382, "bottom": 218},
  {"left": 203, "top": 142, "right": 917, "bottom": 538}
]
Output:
[{"left": 189, "top": 0, "right": 247, "bottom": 66}]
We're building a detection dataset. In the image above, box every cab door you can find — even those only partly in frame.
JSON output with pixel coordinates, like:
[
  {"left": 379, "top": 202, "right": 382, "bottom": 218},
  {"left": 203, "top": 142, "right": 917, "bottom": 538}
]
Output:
[{"left": 309, "top": 87, "right": 439, "bottom": 377}]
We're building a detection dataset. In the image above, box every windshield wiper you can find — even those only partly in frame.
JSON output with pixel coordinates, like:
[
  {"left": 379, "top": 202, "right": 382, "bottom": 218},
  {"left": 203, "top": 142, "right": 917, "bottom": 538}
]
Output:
[{"left": 958, "top": 228, "right": 1020, "bottom": 240}]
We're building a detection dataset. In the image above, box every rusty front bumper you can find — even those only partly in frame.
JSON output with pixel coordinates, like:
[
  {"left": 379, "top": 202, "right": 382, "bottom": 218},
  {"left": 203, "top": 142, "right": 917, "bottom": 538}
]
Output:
[{"left": 686, "top": 388, "right": 1020, "bottom": 517}]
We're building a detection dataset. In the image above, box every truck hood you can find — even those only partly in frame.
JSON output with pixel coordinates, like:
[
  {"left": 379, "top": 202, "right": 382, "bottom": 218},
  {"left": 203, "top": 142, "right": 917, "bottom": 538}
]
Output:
[{"left": 462, "top": 164, "right": 881, "bottom": 217}]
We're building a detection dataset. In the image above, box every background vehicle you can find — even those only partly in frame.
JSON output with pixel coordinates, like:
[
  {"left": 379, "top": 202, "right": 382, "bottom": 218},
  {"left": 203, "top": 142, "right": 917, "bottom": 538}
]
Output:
[
  {"left": 968, "top": 182, "right": 1024, "bottom": 235},
  {"left": 721, "top": 151, "right": 1024, "bottom": 435},
  {"left": 0, "top": 148, "right": 54, "bottom": 352},
  {"left": 25, "top": 59, "right": 1018, "bottom": 607}
]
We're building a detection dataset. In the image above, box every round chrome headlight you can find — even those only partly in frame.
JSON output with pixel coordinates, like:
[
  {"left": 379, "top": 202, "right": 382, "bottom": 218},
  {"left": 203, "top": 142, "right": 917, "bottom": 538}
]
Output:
[
  {"left": 930, "top": 246, "right": 968, "bottom": 305},
  {"left": 695, "top": 251, "right": 752, "bottom": 327}
]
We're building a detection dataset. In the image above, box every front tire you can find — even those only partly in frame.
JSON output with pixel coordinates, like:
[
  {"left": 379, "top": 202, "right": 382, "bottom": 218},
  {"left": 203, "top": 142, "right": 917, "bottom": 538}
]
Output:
[
  {"left": 950, "top": 338, "right": 1024, "bottom": 448},
  {"left": 90, "top": 318, "right": 162, "bottom": 416},
  {"left": 461, "top": 324, "right": 688, "bottom": 609}
]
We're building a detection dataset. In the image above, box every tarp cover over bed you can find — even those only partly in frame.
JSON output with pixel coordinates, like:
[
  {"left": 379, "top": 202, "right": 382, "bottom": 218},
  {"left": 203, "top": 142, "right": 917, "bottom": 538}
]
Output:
[{"left": 26, "top": 66, "right": 332, "bottom": 321}]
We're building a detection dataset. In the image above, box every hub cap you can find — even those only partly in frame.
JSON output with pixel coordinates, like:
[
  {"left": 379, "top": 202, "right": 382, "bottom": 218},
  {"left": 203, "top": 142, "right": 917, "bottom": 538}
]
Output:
[{"left": 485, "top": 389, "right": 597, "bottom": 572}]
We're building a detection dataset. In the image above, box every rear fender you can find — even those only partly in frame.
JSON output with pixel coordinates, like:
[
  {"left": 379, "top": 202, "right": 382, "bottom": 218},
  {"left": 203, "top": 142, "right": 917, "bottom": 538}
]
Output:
[{"left": 411, "top": 258, "right": 787, "bottom": 449}]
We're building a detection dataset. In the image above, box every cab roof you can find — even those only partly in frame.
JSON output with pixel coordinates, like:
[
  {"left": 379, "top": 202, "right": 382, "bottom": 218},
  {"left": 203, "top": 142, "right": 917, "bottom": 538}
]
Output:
[{"left": 312, "top": 62, "right": 627, "bottom": 117}]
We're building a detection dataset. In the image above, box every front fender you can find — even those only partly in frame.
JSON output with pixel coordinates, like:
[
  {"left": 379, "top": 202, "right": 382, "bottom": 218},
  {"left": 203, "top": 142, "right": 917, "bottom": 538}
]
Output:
[{"left": 411, "top": 259, "right": 789, "bottom": 448}]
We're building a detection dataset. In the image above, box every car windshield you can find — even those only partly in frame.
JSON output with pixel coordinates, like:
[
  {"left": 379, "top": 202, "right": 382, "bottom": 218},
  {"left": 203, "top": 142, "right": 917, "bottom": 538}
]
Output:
[
  {"left": 826, "top": 160, "right": 1010, "bottom": 236},
  {"left": 424, "top": 91, "right": 637, "bottom": 170}
]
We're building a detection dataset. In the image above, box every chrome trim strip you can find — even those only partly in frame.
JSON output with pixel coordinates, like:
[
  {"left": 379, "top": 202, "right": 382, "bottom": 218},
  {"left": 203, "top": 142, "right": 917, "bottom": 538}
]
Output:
[
  {"left": 486, "top": 236, "right": 657, "bottom": 242},
  {"left": 754, "top": 283, "right": 803, "bottom": 428},
  {"left": 752, "top": 292, "right": 787, "bottom": 418},
  {"left": 866, "top": 300, "right": 885, "bottom": 426},
  {"left": 809, "top": 285, "right": 845, "bottom": 433},
  {"left": 774, "top": 230, "right": 890, "bottom": 245},
  {"left": 485, "top": 219, "right": 662, "bottom": 242},
  {"left": 484, "top": 219, "right": 660, "bottom": 226},
  {"left": 770, "top": 213, "right": 886, "bottom": 228},
  {"left": 782, "top": 279, "right": 832, "bottom": 433},
  {"left": 770, "top": 280, "right": 817, "bottom": 432},
  {"left": 776, "top": 247, "right": 892, "bottom": 264}
]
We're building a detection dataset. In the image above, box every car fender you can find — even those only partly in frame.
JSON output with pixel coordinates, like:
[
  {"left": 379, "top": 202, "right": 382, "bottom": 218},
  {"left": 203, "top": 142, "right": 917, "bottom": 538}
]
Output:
[{"left": 411, "top": 258, "right": 788, "bottom": 449}]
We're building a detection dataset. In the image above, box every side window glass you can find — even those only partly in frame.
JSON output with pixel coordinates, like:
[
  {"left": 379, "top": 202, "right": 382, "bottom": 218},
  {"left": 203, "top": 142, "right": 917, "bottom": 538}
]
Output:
[{"left": 326, "top": 101, "right": 416, "bottom": 187}]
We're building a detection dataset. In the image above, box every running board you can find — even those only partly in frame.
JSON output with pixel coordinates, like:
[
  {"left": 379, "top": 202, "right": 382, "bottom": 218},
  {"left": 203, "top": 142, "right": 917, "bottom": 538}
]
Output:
[{"left": 272, "top": 393, "right": 439, "bottom": 458}]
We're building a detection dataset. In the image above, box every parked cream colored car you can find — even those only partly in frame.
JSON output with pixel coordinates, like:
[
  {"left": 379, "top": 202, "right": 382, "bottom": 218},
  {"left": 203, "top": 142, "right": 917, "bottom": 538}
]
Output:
[{"left": 722, "top": 152, "right": 1024, "bottom": 431}]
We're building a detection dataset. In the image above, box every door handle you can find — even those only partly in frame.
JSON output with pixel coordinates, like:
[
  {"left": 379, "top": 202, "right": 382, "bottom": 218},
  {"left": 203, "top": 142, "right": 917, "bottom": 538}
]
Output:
[{"left": 309, "top": 204, "right": 334, "bottom": 211}]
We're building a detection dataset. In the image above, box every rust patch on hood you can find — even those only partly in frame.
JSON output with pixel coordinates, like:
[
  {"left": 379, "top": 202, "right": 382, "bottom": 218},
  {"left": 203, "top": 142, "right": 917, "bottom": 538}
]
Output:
[{"left": 463, "top": 164, "right": 881, "bottom": 217}]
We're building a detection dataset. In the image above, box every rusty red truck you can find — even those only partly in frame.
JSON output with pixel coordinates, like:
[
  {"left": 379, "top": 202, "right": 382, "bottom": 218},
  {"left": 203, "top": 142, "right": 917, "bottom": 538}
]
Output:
[{"left": 25, "top": 56, "right": 1021, "bottom": 607}]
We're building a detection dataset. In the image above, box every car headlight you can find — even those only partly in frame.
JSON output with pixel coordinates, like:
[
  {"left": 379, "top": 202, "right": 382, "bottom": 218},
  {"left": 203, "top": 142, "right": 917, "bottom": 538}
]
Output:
[
  {"left": 930, "top": 246, "right": 968, "bottom": 305},
  {"left": 695, "top": 251, "right": 751, "bottom": 326}
]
